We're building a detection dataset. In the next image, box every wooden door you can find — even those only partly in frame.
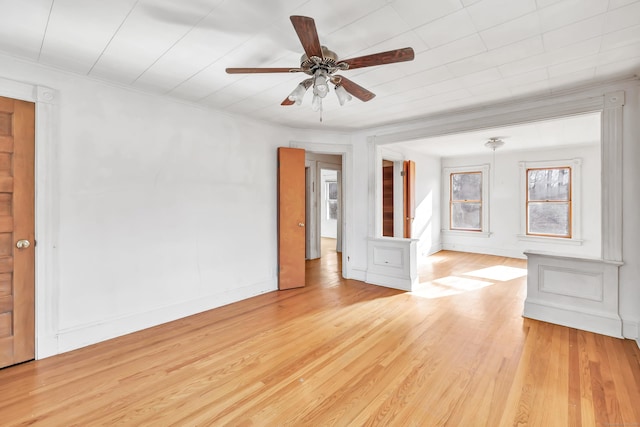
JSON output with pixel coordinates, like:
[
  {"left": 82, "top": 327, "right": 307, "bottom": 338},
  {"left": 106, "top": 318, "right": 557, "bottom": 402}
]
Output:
[
  {"left": 403, "top": 160, "right": 415, "bottom": 239},
  {"left": 382, "top": 161, "right": 394, "bottom": 237},
  {"left": 278, "top": 147, "right": 305, "bottom": 290},
  {"left": 0, "top": 96, "right": 35, "bottom": 368}
]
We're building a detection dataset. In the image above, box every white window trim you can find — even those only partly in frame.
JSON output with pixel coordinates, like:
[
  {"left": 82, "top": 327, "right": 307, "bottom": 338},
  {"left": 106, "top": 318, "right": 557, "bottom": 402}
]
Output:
[
  {"left": 518, "top": 158, "right": 583, "bottom": 245},
  {"left": 442, "top": 164, "right": 490, "bottom": 238}
]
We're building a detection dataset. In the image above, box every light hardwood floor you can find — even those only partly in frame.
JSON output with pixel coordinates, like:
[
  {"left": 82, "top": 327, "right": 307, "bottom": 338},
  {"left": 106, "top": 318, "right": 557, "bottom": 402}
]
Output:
[{"left": 1, "top": 245, "right": 639, "bottom": 426}]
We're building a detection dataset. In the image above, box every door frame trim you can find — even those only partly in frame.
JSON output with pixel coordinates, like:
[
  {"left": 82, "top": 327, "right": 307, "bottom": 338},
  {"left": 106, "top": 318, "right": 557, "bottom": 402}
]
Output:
[
  {"left": 0, "top": 76, "right": 60, "bottom": 359},
  {"left": 290, "top": 141, "right": 352, "bottom": 279}
]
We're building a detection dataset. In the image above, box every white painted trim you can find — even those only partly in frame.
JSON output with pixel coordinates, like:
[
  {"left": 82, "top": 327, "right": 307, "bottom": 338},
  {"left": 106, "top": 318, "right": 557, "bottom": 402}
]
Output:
[
  {"left": 317, "top": 161, "right": 341, "bottom": 246},
  {"left": 523, "top": 299, "right": 623, "bottom": 338},
  {"left": 601, "top": 91, "right": 624, "bottom": 262},
  {"left": 441, "top": 243, "right": 525, "bottom": 259},
  {"left": 517, "top": 235, "right": 583, "bottom": 245},
  {"left": 34, "top": 87, "right": 61, "bottom": 359},
  {"left": 374, "top": 143, "right": 406, "bottom": 238},
  {"left": 379, "top": 147, "right": 404, "bottom": 237},
  {"left": 57, "top": 279, "right": 276, "bottom": 353},
  {"left": 364, "top": 272, "right": 412, "bottom": 291},
  {"left": 442, "top": 230, "right": 491, "bottom": 238},
  {"left": 369, "top": 81, "right": 618, "bottom": 145},
  {"left": 0, "top": 77, "right": 61, "bottom": 359},
  {"left": 622, "top": 320, "right": 639, "bottom": 342},
  {"left": 304, "top": 161, "right": 315, "bottom": 260},
  {"left": 290, "top": 141, "right": 353, "bottom": 279},
  {"left": 365, "top": 237, "right": 418, "bottom": 291},
  {"left": 349, "top": 268, "right": 367, "bottom": 282},
  {"left": 524, "top": 250, "right": 622, "bottom": 338}
]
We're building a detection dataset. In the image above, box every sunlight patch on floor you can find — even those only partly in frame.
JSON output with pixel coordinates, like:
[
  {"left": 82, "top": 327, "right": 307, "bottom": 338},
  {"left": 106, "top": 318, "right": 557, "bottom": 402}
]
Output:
[
  {"left": 411, "top": 276, "right": 494, "bottom": 299},
  {"left": 464, "top": 265, "right": 527, "bottom": 281}
]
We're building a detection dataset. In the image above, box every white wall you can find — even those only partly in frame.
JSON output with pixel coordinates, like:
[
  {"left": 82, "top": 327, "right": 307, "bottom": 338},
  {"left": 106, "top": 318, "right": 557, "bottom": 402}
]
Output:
[
  {"left": 320, "top": 169, "right": 338, "bottom": 239},
  {"left": 0, "top": 53, "right": 351, "bottom": 355},
  {"left": 441, "top": 143, "right": 601, "bottom": 259},
  {"left": 344, "top": 132, "right": 371, "bottom": 281},
  {"left": 408, "top": 150, "right": 441, "bottom": 257}
]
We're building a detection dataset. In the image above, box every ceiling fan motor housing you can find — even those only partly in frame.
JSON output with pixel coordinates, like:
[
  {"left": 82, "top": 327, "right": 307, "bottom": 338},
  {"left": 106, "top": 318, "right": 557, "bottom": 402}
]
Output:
[{"left": 300, "top": 46, "right": 342, "bottom": 75}]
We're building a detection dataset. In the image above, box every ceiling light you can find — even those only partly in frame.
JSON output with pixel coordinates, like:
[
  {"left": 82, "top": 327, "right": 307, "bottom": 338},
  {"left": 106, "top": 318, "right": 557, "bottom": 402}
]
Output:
[
  {"left": 311, "top": 93, "right": 322, "bottom": 112},
  {"left": 313, "top": 70, "right": 329, "bottom": 98},
  {"left": 287, "top": 82, "right": 309, "bottom": 105},
  {"left": 484, "top": 137, "right": 505, "bottom": 151},
  {"left": 334, "top": 84, "right": 352, "bottom": 106}
]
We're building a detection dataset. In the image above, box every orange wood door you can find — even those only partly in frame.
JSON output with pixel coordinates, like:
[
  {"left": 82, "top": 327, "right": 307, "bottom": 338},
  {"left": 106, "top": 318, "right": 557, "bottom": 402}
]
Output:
[
  {"left": 382, "top": 162, "right": 394, "bottom": 237},
  {"left": 278, "top": 147, "right": 305, "bottom": 290},
  {"left": 0, "top": 96, "right": 35, "bottom": 368},
  {"left": 403, "top": 160, "right": 415, "bottom": 239}
]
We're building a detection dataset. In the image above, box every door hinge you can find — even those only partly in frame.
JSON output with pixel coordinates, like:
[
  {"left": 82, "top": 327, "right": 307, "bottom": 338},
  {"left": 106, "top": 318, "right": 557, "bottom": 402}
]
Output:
[{"left": 400, "top": 171, "right": 405, "bottom": 176}]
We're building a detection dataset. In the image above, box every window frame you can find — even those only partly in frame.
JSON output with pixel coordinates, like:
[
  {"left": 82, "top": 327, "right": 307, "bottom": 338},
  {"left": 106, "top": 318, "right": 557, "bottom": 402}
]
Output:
[
  {"left": 519, "top": 159, "right": 582, "bottom": 245},
  {"left": 442, "top": 164, "right": 490, "bottom": 238},
  {"left": 449, "top": 171, "right": 483, "bottom": 232},
  {"left": 526, "top": 166, "right": 572, "bottom": 238}
]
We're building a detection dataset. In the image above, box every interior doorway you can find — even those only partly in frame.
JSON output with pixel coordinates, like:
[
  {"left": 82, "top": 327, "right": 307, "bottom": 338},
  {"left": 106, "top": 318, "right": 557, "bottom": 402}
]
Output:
[{"left": 304, "top": 152, "right": 343, "bottom": 273}]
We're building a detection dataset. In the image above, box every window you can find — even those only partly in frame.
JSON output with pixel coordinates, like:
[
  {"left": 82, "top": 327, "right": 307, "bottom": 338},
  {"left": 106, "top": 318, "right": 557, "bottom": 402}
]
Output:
[
  {"left": 450, "top": 172, "right": 482, "bottom": 231},
  {"left": 519, "top": 158, "right": 582, "bottom": 244},
  {"left": 442, "top": 164, "right": 490, "bottom": 237},
  {"left": 326, "top": 181, "right": 338, "bottom": 220},
  {"left": 527, "top": 167, "right": 571, "bottom": 237}
]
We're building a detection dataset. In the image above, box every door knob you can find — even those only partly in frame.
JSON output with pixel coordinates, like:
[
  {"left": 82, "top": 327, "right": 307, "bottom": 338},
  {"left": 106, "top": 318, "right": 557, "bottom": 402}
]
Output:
[
  {"left": 16, "top": 239, "right": 31, "bottom": 249},
  {"left": 298, "top": 223, "right": 305, "bottom": 227}
]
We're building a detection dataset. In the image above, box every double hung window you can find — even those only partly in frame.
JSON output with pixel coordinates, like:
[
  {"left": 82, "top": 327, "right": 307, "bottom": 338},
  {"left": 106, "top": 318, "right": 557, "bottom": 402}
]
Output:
[
  {"left": 526, "top": 167, "right": 571, "bottom": 238},
  {"left": 450, "top": 172, "right": 482, "bottom": 231}
]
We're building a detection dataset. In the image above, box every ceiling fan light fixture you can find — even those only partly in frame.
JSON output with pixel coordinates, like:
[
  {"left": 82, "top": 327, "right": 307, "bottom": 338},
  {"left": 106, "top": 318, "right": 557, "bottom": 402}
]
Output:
[
  {"left": 313, "top": 70, "right": 329, "bottom": 98},
  {"left": 225, "top": 16, "right": 416, "bottom": 120},
  {"left": 287, "top": 82, "right": 308, "bottom": 105},
  {"left": 311, "top": 93, "right": 322, "bottom": 112},
  {"left": 485, "top": 137, "right": 505, "bottom": 151},
  {"left": 334, "top": 84, "right": 352, "bottom": 106}
]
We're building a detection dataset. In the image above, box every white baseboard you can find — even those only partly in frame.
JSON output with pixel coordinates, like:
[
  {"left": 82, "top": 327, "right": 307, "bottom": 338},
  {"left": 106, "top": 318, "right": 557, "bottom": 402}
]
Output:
[
  {"left": 524, "top": 299, "right": 623, "bottom": 338},
  {"left": 622, "top": 320, "right": 640, "bottom": 349},
  {"left": 365, "top": 272, "right": 413, "bottom": 291},
  {"left": 349, "top": 267, "right": 367, "bottom": 282},
  {"left": 55, "top": 279, "right": 276, "bottom": 355},
  {"left": 622, "top": 319, "right": 638, "bottom": 340},
  {"left": 441, "top": 243, "right": 526, "bottom": 259},
  {"left": 35, "top": 334, "right": 59, "bottom": 360},
  {"left": 421, "top": 243, "right": 443, "bottom": 257}
]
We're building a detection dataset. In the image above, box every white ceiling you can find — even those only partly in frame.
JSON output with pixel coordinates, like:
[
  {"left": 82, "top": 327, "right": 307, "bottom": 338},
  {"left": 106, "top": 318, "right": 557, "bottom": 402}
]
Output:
[
  {"left": 1, "top": 0, "right": 639, "bottom": 131},
  {"left": 389, "top": 111, "right": 601, "bottom": 156}
]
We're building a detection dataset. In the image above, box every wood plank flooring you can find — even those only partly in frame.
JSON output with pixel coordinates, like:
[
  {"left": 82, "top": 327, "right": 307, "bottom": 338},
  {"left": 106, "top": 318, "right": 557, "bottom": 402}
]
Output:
[{"left": 1, "top": 243, "right": 639, "bottom": 426}]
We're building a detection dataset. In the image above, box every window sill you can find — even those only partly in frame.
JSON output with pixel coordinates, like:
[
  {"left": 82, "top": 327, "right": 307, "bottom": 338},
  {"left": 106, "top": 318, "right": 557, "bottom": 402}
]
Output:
[
  {"left": 442, "top": 230, "right": 491, "bottom": 238},
  {"left": 517, "top": 234, "right": 583, "bottom": 245}
]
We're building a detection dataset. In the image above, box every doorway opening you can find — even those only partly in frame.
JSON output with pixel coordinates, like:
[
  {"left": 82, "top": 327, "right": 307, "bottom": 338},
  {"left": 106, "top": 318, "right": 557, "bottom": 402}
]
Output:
[{"left": 304, "top": 152, "right": 343, "bottom": 275}]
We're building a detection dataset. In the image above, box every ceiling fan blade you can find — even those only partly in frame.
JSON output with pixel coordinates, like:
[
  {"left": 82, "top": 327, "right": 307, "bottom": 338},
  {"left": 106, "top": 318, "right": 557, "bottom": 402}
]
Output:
[
  {"left": 335, "top": 76, "right": 376, "bottom": 102},
  {"left": 340, "top": 47, "right": 415, "bottom": 70},
  {"left": 290, "top": 15, "right": 323, "bottom": 59},
  {"left": 226, "top": 67, "right": 301, "bottom": 74}
]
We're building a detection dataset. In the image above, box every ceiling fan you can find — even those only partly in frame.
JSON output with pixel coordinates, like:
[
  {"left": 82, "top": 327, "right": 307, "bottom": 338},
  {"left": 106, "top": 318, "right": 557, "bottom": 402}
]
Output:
[{"left": 226, "top": 16, "right": 415, "bottom": 115}]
